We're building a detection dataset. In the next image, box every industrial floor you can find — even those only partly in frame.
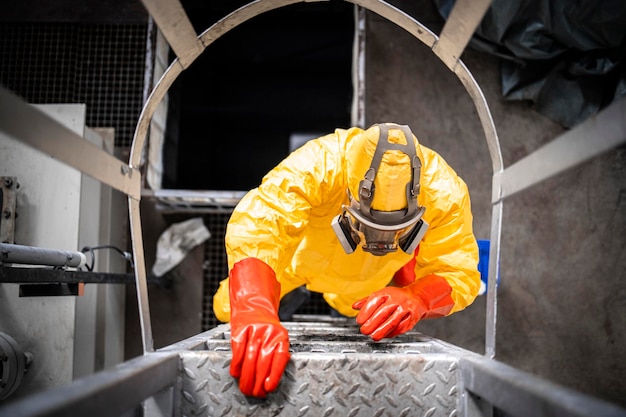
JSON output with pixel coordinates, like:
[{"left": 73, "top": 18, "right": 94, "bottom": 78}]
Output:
[{"left": 125, "top": 0, "right": 626, "bottom": 409}]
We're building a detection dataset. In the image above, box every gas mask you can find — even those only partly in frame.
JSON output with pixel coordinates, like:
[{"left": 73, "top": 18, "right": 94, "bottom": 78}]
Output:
[{"left": 331, "top": 124, "right": 429, "bottom": 256}]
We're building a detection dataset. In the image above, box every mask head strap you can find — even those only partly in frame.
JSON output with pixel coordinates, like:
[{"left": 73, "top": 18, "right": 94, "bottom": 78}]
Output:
[{"left": 357, "top": 123, "right": 421, "bottom": 225}]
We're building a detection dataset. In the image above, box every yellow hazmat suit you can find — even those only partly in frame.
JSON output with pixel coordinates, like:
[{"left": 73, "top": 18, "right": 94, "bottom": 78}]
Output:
[{"left": 214, "top": 125, "right": 480, "bottom": 322}]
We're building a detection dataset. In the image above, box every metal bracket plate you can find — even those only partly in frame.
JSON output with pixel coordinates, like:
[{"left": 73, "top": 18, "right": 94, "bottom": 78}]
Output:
[{"left": 0, "top": 176, "right": 17, "bottom": 244}]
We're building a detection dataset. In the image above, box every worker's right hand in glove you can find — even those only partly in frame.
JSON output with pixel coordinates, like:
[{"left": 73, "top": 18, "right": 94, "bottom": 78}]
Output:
[
  {"left": 352, "top": 273, "right": 454, "bottom": 341},
  {"left": 228, "top": 258, "right": 291, "bottom": 398}
]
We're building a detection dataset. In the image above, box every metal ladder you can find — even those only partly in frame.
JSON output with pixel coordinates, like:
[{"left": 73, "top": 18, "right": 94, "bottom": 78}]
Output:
[{"left": 1, "top": 0, "right": 625, "bottom": 416}]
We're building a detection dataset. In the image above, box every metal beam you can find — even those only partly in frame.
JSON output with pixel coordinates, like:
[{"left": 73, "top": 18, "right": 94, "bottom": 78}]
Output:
[
  {"left": 0, "top": 352, "right": 179, "bottom": 417},
  {"left": 143, "top": 188, "right": 246, "bottom": 213},
  {"left": 494, "top": 97, "right": 626, "bottom": 203},
  {"left": 350, "top": 0, "right": 438, "bottom": 47},
  {"left": 432, "top": 0, "right": 493, "bottom": 70},
  {"left": 460, "top": 355, "right": 626, "bottom": 417},
  {"left": 0, "top": 266, "right": 164, "bottom": 285},
  {"left": 129, "top": 196, "right": 154, "bottom": 353},
  {"left": 0, "top": 87, "right": 140, "bottom": 200},
  {"left": 139, "top": 0, "right": 204, "bottom": 68}
]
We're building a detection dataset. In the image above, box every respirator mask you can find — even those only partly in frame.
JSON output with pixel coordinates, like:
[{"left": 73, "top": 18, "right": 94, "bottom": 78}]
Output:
[{"left": 331, "top": 124, "right": 428, "bottom": 256}]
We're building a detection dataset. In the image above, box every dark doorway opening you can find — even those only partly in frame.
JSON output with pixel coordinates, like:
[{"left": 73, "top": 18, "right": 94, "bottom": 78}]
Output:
[{"left": 164, "top": 1, "right": 355, "bottom": 191}]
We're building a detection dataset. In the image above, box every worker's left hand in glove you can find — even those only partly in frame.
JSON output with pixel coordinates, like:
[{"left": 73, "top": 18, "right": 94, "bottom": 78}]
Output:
[
  {"left": 229, "top": 258, "right": 291, "bottom": 398},
  {"left": 352, "top": 273, "right": 454, "bottom": 341}
]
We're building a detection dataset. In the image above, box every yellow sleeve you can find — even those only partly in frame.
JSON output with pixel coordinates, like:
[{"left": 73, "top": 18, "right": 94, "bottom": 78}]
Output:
[{"left": 225, "top": 133, "right": 345, "bottom": 274}]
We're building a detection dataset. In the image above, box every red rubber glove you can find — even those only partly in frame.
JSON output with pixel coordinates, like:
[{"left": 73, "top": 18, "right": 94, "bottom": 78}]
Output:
[
  {"left": 229, "top": 258, "right": 291, "bottom": 398},
  {"left": 352, "top": 274, "right": 454, "bottom": 341}
]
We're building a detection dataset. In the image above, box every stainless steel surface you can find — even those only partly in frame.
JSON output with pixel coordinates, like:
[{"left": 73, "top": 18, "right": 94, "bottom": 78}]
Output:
[
  {"left": 138, "top": 0, "right": 203, "bottom": 69},
  {"left": 0, "top": 243, "right": 85, "bottom": 268},
  {"left": 460, "top": 354, "right": 626, "bottom": 417},
  {"left": 0, "top": 87, "right": 141, "bottom": 200},
  {"left": 3, "top": 322, "right": 625, "bottom": 417},
  {"left": 143, "top": 189, "right": 247, "bottom": 214},
  {"left": 181, "top": 352, "right": 459, "bottom": 416},
  {"left": 485, "top": 201, "right": 502, "bottom": 360},
  {"left": 432, "top": 0, "right": 493, "bottom": 70},
  {"left": 494, "top": 97, "right": 626, "bottom": 202},
  {"left": 0, "top": 351, "right": 179, "bottom": 417},
  {"left": 0, "top": 177, "right": 17, "bottom": 244},
  {"left": 129, "top": 196, "right": 154, "bottom": 354},
  {"left": 184, "top": 323, "right": 463, "bottom": 417}
]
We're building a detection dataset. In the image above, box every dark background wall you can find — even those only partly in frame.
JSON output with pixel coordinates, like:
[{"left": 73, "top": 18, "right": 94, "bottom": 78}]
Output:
[{"left": 163, "top": 1, "right": 355, "bottom": 191}]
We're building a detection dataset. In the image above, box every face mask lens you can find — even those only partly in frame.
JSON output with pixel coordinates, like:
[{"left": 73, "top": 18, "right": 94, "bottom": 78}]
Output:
[
  {"left": 342, "top": 212, "right": 395, "bottom": 255},
  {"left": 361, "top": 227, "right": 399, "bottom": 256},
  {"left": 337, "top": 195, "right": 427, "bottom": 256}
]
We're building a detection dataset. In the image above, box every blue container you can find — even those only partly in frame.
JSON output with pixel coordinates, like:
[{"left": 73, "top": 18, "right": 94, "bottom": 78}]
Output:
[{"left": 477, "top": 239, "right": 498, "bottom": 295}]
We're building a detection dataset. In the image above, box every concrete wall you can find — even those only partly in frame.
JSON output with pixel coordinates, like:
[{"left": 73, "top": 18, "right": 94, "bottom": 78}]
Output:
[
  {"left": 364, "top": 0, "right": 626, "bottom": 407},
  {"left": 0, "top": 105, "right": 85, "bottom": 398},
  {"left": 0, "top": 105, "right": 128, "bottom": 400}
]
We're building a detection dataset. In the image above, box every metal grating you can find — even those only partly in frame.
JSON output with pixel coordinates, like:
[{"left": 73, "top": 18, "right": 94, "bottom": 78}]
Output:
[
  {"left": 0, "top": 22, "right": 149, "bottom": 147},
  {"left": 201, "top": 212, "right": 230, "bottom": 331}
]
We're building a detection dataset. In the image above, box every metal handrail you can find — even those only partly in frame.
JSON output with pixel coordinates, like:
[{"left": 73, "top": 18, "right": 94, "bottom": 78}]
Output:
[{"left": 3, "top": 325, "right": 626, "bottom": 417}]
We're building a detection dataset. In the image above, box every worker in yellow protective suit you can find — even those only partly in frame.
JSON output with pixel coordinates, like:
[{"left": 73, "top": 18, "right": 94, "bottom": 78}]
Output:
[{"left": 213, "top": 123, "right": 480, "bottom": 398}]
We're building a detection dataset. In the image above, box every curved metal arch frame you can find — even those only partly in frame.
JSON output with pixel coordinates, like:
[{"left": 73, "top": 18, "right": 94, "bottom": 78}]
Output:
[{"left": 129, "top": 0, "right": 504, "bottom": 357}]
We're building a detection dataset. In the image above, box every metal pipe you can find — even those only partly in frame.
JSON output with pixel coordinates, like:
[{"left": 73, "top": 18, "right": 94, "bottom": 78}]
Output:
[{"left": 0, "top": 243, "right": 86, "bottom": 268}]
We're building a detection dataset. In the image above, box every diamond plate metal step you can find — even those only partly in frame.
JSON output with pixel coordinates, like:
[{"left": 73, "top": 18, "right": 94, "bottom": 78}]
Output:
[
  {"left": 177, "top": 320, "right": 470, "bottom": 417},
  {"left": 3, "top": 319, "right": 626, "bottom": 417}
]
